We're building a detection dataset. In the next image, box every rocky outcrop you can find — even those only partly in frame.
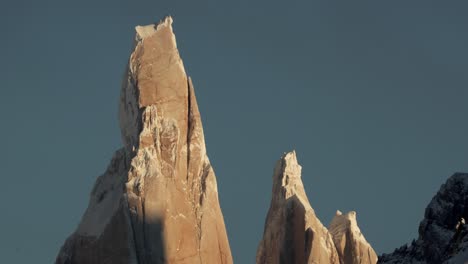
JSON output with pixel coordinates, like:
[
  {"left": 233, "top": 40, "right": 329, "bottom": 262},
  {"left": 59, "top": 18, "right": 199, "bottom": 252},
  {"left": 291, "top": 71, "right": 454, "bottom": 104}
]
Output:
[
  {"left": 56, "top": 16, "right": 232, "bottom": 264},
  {"left": 379, "top": 173, "right": 468, "bottom": 264},
  {"left": 256, "top": 151, "right": 335, "bottom": 264},
  {"left": 256, "top": 151, "right": 340, "bottom": 264},
  {"left": 256, "top": 151, "right": 377, "bottom": 264},
  {"left": 329, "top": 211, "right": 378, "bottom": 264}
]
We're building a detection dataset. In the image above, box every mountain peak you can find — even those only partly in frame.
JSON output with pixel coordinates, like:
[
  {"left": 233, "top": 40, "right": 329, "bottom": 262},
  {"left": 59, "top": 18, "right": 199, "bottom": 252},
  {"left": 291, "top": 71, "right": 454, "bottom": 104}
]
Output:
[
  {"left": 274, "top": 150, "right": 305, "bottom": 199},
  {"left": 56, "top": 17, "right": 232, "bottom": 264},
  {"left": 329, "top": 210, "right": 378, "bottom": 264},
  {"left": 379, "top": 173, "right": 468, "bottom": 264},
  {"left": 257, "top": 151, "right": 378, "bottom": 264},
  {"left": 257, "top": 151, "right": 340, "bottom": 264},
  {"left": 119, "top": 15, "right": 186, "bottom": 151}
]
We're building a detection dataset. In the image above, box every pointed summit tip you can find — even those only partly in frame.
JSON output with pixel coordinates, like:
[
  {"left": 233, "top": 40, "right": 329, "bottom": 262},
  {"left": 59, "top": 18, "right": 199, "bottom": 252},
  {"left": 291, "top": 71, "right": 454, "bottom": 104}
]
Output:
[
  {"left": 332, "top": 210, "right": 357, "bottom": 223},
  {"left": 280, "top": 150, "right": 299, "bottom": 169},
  {"left": 135, "top": 16, "right": 174, "bottom": 40},
  {"left": 277, "top": 150, "right": 301, "bottom": 180},
  {"left": 344, "top": 211, "right": 358, "bottom": 225},
  {"left": 347, "top": 211, "right": 357, "bottom": 219},
  {"left": 281, "top": 150, "right": 296, "bottom": 159}
]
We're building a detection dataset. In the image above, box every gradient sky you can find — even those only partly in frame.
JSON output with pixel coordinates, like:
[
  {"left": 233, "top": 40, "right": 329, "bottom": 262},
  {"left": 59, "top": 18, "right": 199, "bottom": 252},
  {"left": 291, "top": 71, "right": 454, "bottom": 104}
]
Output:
[{"left": 2, "top": 1, "right": 468, "bottom": 263}]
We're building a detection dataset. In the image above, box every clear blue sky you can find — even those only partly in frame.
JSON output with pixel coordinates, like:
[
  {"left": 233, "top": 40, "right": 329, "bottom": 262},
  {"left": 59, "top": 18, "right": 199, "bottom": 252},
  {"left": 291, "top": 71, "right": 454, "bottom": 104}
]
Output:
[{"left": 1, "top": 1, "right": 468, "bottom": 263}]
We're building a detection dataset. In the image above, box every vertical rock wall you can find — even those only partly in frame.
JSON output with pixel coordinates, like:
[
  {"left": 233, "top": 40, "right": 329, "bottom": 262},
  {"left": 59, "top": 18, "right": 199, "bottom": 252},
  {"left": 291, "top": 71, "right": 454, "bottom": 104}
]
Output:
[{"left": 56, "top": 17, "right": 232, "bottom": 264}]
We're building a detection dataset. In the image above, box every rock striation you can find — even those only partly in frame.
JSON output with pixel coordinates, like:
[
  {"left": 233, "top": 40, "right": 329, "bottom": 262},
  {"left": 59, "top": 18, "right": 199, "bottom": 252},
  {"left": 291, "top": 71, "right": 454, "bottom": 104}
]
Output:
[
  {"left": 329, "top": 211, "right": 378, "bottom": 264},
  {"left": 56, "top": 16, "right": 232, "bottom": 264},
  {"left": 256, "top": 151, "right": 377, "bottom": 264},
  {"left": 379, "top": 173, "right": 468, "bottom": 264}
]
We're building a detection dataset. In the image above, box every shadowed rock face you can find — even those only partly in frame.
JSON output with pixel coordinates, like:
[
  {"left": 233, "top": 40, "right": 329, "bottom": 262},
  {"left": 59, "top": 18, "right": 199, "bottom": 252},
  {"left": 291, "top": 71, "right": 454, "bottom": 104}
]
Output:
[
  {"left": 256, "top": 151, "right": 340, "bottom": 264},
  {"left": 56, "top": 17, "right": 232, "bottom": 264},
  {"left": 379, "top": 173, "right": 468, "bottom": 264},
  {"left": 329, "top": 211, "right": 378, "bottom": 264}
]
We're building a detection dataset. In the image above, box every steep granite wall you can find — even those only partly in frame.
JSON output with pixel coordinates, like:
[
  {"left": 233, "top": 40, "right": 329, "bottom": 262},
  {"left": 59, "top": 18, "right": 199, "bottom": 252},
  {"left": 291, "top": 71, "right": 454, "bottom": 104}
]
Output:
[{"left": 56, "top": 17, "right": 232, "bottom": 264}]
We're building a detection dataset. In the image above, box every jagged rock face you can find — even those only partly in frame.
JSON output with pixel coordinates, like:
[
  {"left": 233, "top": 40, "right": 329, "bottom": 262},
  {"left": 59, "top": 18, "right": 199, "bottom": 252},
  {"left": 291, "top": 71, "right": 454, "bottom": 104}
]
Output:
[
  {"left": 256, "top": 151, "right": 341, "bottom": 264},
  {"left": 379, "top": 173, "right": 468, "bottom": 264},
  {"left": 56, "top": 17, "right": 232, "bottom": 264},
  {"left": 329, "top": 211, "right": 378, "bottom": 264}
]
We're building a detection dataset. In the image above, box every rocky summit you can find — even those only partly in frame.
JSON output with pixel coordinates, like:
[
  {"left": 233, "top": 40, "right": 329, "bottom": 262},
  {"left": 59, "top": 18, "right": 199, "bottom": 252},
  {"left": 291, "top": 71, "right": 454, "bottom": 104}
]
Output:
[
  {"left": 329, "top": 211, "right": 378, "bottom": 264},
  {"left": 379, "top": 173, "right": 468, "bottom": 264},
  {"left": 56, "top": 17, "right": 232, "bottom": 264},
  {"left": 256, "top": 151, "right": 377, "bottom": 264}
]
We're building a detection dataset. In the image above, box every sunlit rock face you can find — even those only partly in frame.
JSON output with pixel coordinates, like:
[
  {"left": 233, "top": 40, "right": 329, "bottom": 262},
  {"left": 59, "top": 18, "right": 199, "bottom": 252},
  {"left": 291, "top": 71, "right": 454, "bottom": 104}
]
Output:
[
  {"left": 56, "top": 17, "right": 232, "bottom": 264},
  {"left": 256, "top": 151, "right": 340, "bottom": 264},
  {"left": 379, "top": 173, "right": 468, "bottom": 264},
  {"left": 329, "top": 210, "right": 378, "bottom": 264},
  {"left": 256, "top": 151, "right": 378, "bottom": 264}
]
